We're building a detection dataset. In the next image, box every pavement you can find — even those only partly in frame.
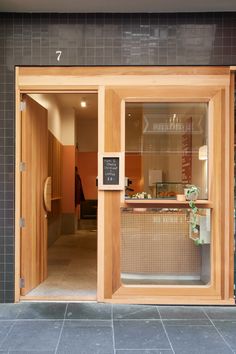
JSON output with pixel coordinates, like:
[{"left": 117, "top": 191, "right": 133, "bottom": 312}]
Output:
[{"left": 0, "top": 302, "right": 236, "bottom": 353}]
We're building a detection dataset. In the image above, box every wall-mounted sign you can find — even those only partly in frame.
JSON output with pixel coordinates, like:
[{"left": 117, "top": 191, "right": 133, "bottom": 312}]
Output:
[
  {"left": 98, "top": 152, "right": 124, "bottom": 190},
  {"left": 143, "top": 114, "right": 203, "bottom": 134},
  {"left": 103, "top": 157, "right": 119, "bottom": 185}
]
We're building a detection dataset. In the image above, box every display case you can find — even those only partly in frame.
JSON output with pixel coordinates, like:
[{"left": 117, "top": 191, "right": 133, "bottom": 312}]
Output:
[{"left": 155, "top": 182, "right": 185, "bottom": 198}]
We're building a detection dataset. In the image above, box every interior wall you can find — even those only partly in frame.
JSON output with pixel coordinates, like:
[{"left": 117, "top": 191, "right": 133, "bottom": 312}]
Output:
[
  {"left": 61, "top": 108, "right": 75, "bottom": 145},
  {"left": 29, "top": 94, "right": 64, "bottom": 244},
  {"left": 77, "top": 118, "right": 98, "bottom": 152},
  {"left": 48, "top": 131, "right": 62, "bottom": 246},
  {"left": 125, "top": 154, "right": 142, "bottom": 194},
  {"left": 29, "top": 94, "right": 99, "bottom": 234},
  {"left": 77, "top": 152, "right": 97, "bottom": 200},
  {"left": 61, "top": 145, "right": 76, "bottom": 234},
  {"left": 76, "top": 112, "right": 98, "bottom": 203},
  {"left": 28, "top": 94, "right": 61, "bottom": 141},
  {"left": 60, "top": 107, "right": 77, "bottom": 233},
  {"left": 29, "top": 94, "right": 78, "bottom": 237}
]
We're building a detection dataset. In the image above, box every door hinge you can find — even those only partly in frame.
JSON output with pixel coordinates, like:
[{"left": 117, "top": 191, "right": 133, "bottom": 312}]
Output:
[
  {"left": 19, "top": 217, "right": 26, "bottom": 228},
  {"left": 19, "top": 161, "right": 26, "bottom": 172},
  {"left": 19, "top": 277, "right": 25, "bottom": 288},
  {"left": 20, "top": 101, "right": 26, "bottom": 112}
]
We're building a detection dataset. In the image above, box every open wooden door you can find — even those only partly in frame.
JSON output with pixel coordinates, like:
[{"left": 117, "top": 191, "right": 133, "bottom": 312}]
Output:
[{"left": 20, "top": 95, "right": 48, "bottom": 295}]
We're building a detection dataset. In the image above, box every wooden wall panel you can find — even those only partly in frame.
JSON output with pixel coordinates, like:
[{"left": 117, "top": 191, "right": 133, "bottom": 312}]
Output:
[
  {"left": 61, "top": 146, "right": 75, "bottom": 213},
  {"left": 104, "top": 89, "right": 122, "bottom": 296},
  {"left": 228, "top": 73, "right": 235, "bottom": 298},
  {"left": 48, "top": 131, "right": 62, "bottom": 216}
]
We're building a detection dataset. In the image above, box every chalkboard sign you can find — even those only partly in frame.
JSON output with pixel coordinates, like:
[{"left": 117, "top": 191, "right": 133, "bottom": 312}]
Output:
[
  {"left": 98, "top": 152, "right": 124, "bottom": 190},
  {"left": 103, "top": 157, "right": 119, "bottom": 185}
]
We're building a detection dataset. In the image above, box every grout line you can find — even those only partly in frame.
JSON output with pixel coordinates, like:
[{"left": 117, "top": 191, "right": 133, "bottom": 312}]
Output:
[
  {"left": 113, "top": 318, "right": 162, "bottom": 321},
  {"left": 0, "top": 318, "right": 112, "bottom": 322},
  {"left": 0, "top": 318, "right": 214, "bottom": 322},
  {"left": 112, "top": 318, "right": 211, "bottom": 322},
  {"left": 0, "top": 317, "right": 226, "bottom": 321},
  {"left": 201, "top": 307, "right": 235, "bottom": 353},
  {"left": 160, "top": 324, "right": 212, "bottom": 327},
  {"left": 0, "top": 320, "right": 15, "bottom": 351},
  {"left": 54, "top": 303, "right": 68, "bottom": 354},
  {"left": 111, "top": 304, "right": 116, "bottom": 354},
  {"left": 157, "top": 306, "right": 175, "bottom": 354},
  {"left": 116, "top": 349, "right": 173, "bottom": 351}
]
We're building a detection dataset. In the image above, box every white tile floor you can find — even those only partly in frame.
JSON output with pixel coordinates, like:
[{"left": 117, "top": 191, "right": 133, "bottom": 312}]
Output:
[{"left": 28, "top": 220, "right": 97, "bottom": 298}]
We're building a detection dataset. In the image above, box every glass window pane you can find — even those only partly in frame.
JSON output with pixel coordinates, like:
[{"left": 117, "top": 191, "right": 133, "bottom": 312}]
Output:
[
  {"left": 125, "top": 102, "right": 208, "bottom": 199},
  {"left": 121, "top": 208, "right": 211, "bottom": 286}
]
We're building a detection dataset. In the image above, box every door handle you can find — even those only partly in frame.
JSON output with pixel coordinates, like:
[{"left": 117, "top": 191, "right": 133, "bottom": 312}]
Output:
[{"left": 43, "top": 176, "right": 52, "bottom": 212}]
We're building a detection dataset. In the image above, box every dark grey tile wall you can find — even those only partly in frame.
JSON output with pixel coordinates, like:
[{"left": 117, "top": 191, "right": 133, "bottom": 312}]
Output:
[{"left": 0, "top": 12, "right": 236, "bottom": 302}]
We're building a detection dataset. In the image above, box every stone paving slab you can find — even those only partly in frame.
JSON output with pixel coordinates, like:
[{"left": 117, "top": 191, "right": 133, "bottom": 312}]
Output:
[{"left": 0, "top": 303, "right": 235, "bottom": 354}]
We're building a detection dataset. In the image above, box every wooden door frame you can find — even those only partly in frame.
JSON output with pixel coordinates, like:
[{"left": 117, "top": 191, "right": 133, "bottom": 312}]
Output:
[
  {"left": 15, "top": 71, "right": 102, "bottom": 302},
  {"left": 15, "top": 66, "right": 234, "bottom": 304}
]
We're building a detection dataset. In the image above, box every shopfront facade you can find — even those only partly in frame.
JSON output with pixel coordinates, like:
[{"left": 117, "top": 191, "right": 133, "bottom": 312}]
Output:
[{"left": 0, "top": 13, "right": 236, "bottom": 303}]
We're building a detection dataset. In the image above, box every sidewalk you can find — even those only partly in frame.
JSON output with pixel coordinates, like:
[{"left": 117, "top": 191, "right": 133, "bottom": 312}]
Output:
[{"left": 0, "top": 302, "right": 236, "bottom": 353}]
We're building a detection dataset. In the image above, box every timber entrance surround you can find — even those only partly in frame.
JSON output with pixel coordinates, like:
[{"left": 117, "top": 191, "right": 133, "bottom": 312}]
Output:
[{"left": 15, "top": 66, "right": 235, "bottom": 305}]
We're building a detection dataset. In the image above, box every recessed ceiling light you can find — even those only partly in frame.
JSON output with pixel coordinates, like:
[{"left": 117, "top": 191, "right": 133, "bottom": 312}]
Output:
[{"left": 80, "top": 99, "right": 87, "bottom": 108}]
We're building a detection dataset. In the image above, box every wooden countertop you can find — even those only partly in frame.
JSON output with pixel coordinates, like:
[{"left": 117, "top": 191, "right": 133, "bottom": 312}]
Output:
[{"left": 122, "top": 199, "right": 213, "bottom": 209}]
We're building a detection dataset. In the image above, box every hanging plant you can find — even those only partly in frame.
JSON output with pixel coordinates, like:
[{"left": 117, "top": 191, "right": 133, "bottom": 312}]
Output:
[{"left": 185, "top": 185, "right": 201, "bottom": 245}]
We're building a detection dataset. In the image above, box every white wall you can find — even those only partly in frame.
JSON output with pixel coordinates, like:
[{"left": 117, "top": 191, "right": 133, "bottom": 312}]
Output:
[
  {"left": 29, "top": 94, "right": 77, "bottom": 146},
  {"left": 61, "top": 107, "right": 76, "bottom": 145},
  {"left": 28, "top": 93, "right": 62, "bottom": 142}
]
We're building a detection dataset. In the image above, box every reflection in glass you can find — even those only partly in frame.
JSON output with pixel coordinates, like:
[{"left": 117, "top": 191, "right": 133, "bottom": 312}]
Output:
[
  {"left": 125, "top": 103, "right": 208, "bottom": 199},
  {"left": 121, "top": 208, "right": 211, "bottom": 286}
]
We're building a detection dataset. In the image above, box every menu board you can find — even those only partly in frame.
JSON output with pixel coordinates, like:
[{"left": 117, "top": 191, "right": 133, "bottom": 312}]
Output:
[
  {"left": 103, "top": 157, "right": 119, "bottom": 185},
  {"left": 98, "top": 152, "right": 124, "bottom": 190}
]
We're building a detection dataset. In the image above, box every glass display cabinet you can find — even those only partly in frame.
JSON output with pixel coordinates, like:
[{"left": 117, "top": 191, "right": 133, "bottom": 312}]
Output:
[{"left": 155, "top": 182, "right": 185, "bottom": 198}]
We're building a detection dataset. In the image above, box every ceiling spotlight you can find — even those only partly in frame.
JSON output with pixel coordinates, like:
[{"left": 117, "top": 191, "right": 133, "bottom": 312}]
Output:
[{"left": 80, "top": 99, "right": 87, "bottom": 108}]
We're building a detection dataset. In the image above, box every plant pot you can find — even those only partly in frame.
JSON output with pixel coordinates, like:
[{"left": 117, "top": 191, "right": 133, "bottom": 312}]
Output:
[
  {"left": 186, "top": 191, "right": 198, "bottom": 201},
  {"left": 176, "top": 194, "right": 186, "bottom": 202}
]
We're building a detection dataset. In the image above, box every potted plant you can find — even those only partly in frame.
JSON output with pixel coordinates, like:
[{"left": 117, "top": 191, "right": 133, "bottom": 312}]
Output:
[
  {"left": 185, "top": 185, "right": 199, "bottom": 201},
  {"left": 185, "top": 185, "right": 201, "bottom": 245}
]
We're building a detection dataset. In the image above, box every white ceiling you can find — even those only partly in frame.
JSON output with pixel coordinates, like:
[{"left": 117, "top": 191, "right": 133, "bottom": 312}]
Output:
[
  {"left": 1, "top": 0, "right": 236, "bottom": 13},
  {"left": 56, "top": 93, "right": 98, "bottom": 120},
  {"left": 30, "top": 93, "right": 98, "bottom": 120}
]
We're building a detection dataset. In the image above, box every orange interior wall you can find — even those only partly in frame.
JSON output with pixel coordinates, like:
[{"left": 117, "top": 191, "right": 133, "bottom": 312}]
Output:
[
  {"left": 61, "top": 145, "right": 75, "bottom": 213},
  {"left": 125, "top": 154, "right": 142, "bottom": 194},
  {"left": 72, "top": 152, "right": 140, "bottom": 200},
  {"left": 77, "top": 152, "right": 98, "bottom": 200}
]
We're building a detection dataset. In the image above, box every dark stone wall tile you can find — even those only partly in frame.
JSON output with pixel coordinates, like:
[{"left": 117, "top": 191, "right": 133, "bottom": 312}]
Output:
[{"left": 0, "top": 12, "right": 236, "bottom": 302}]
